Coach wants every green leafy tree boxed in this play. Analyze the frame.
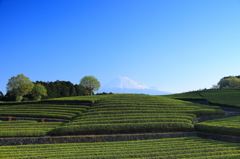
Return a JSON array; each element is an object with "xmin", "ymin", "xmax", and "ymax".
[
  {"xmin": 218, "ymin": 77, "xmax": 240, "ymax": 89},
  {"xmin": 210, "ymin": 84, "xmax": 219, "ymax": 90},
  {"xmin": 0, "ymin": 91, "xmax": 4, "ymax": 101},
  {"xmin": 4, "ymin": 90, "xmax": 15, "ymax": 101},
  {"xmin": 75, "ymin": 84, "xmax": 85, "ymax": 96},
  {"xmin": 30, "ymin": 83, "xmax": 47, "ymax": 100},
  {"xmin": 6, "ymin": 74, "xmax": 34, "ymax": 101},
  {"xmin": 80, "ymin": 76, "xmax": 100, "ymax": 95}
]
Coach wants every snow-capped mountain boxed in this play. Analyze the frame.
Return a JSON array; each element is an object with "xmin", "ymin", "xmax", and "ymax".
[{"xmin": 97, "ymin": 76, "xmax": 171, "ymax": 95}]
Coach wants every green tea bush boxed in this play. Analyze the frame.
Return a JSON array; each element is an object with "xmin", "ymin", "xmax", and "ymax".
[
  {"xmin": 0, "ymin": 120, "xmax": 63, "ymax": 137},
  {"xmin": 0, "ymin": 104, "xmax": 90, "ymax": 119},
  {"xmin": 162, "ymin": 91, "xmax": 203, "ymax": 99},
  {"xmin": 1, "ymin": 137, "xmax": 240, "ymax": 158},
  {"xmin": 200, "ymin": 90, "xmax": 240, "ymax": 108},
  {"xmin": 195, "ymin": 116, "xmax": 240, "ymax": 137},
  {"xmin": 49, "ymin": 94, "xmax": 224, "ymax": 135}
]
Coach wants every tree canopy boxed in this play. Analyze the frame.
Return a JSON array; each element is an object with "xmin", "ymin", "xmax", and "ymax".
[
  {"xmin": 6, "ymin": 74, "xmax": 34, "ymax": 101},
  {"xmin": 218, "ymin": 76, "xmax": 240, "ymax": 89},
  {"xmin": 34, "ymin": 80, "xmax": 85, "ymax": 99},
  {"xmin": 80, "ymin": 76, "xmax": 100, "ymax": 95},
  {"xmin": 30, "ymin": 83, "xmax": 47, "ymax": 100},
  {"xmin": 0, "ymin": 91, "xmax": 4, "ymax": 101}
]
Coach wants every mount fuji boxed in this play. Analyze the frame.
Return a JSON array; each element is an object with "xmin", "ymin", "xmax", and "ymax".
[{"xmin": 97, "ymin": 76, "xmax": 171, "ymax": 95}]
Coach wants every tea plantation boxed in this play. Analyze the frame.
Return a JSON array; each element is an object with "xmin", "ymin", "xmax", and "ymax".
[
  {"xmin": 1, "ymin": 93, "xmax": 240, "ymax": 158},
  {"xmin": 164, "ymin": 89, "xmax": 240, "ymax": 108},
  {"xmin": 49, "ymin": 94, "xmax": 224, "ymax": 135},
  {"xmin": 195, "ymin": 116, "xmax": 240, "ymax": 137},
  {"xmin": 1, "ymin": 137, "xmax": 240, "ymax": 158},
  {"xmin": 0, "ymin": 104, "xmax": 90, "ymax": 119},
  {"xmin": 0, "ymin": 120, "xmax": 63, "ymax": 137}
]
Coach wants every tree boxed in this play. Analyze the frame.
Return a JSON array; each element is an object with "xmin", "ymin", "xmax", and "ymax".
[
  {"xmin": 30, "ymin": 83, "xmax": 47, "ymax": 100},
  {"xmin": 218, "ymin": 77, "xmax": 240, "ymax": 89},
  {"xmin": 0, "ymin": 91, "xmax": 4, "ymax": 101},
  {"xmin": 4, "ymin": 90, "xmax": 15, "ymax": 101},
  {"xmin": 6, "ymin": 74, "xmax": 34, "ymax": 101},
  {"xmin": 210, "ymin": 84, "xmax": 219, "ymax": 90},
  {"xmin": 75, "ymin": 84, "xmax": 85, "ymax": 96},
  {"xmin": 80, "ymin": 76, "xmax": 100, "ymax": 95}
]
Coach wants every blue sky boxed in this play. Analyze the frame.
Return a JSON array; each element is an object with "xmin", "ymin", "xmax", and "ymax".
[{"xmin": 1, "ymin": 0, "xmax": 240, "ymax": 94}]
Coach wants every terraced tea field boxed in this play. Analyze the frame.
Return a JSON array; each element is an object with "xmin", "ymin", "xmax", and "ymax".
[
  {"xmin": 0, "ymin": 104, "xmax": 90, "ymax": 119},
  {"xmin": 49, "ymin": 94, "xmax": 225, "ymax": 135},
  {"xmin": 1, "ymin": 94, "xmax": 240, "ymax": 158},
  {"xmin": 200, "ymin": 90, "xmax": 240, "ymax": 108},
  {"xmin": 164, "ymin": 90, "xmax": 240, "ymax": 108},
  {"xmin": 0, "ymin": 120, "xmax": 63, "ymax": 137},
  {"xmin": 1, "ymin": 137, "xmax": 240, "ymax": 158},
  {"xmin": 163, "ymin": 92, "xmax": 203, "ymax": 99},
  {"xmin": 42, "ymin": 95, "xmax": 109, "ymax": 104},
  {"xmin": 195, "ymin": 116, "xmax": 240, "ymax": 137}
]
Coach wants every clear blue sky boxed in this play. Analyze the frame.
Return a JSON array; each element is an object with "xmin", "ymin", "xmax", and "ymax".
[{"xmin": 1, "ymin": 0, "xmax": 240, "ymax": 94}]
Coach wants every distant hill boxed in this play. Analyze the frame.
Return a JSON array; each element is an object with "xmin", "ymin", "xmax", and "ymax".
[{"xmin": 97, "ymin": 76, "xmax": 171, "ymax": 95}]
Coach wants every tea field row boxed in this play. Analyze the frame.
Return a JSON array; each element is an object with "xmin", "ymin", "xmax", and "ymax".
[
  {"xmin": 1, "ymin": 137, "xmax": 240, "ymax": 158},
  {"xmin": 49, "ymin": 94, "xmax": 225, "ymax": 136},
  {"xmin": 0, "ymin": 120, "xmax": 63, "ymax": 137},
  {"xmin": 0, "ymin": 104, "xmax": 90, "ymax": 119},
  {"xmin": 164, "ymin": 90, "xmax": 240, "ymax": 108},
  {"xmin": 195, "ymin": 116, "xmax": 240, "ymax": 137}
]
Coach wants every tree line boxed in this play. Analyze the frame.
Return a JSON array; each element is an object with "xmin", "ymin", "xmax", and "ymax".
[
  {"xmin": 0, "ymin": 74, "xmax": 101, "ymax": 101},
  {"xmin": 210, "ymin": 75, "xmax": 240, "ymax": 90}
]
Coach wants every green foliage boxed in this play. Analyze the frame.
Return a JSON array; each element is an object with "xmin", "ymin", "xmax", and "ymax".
[
  {"xmin": 195, "ymin": 116, "xmax": 240, "ymax": 137},
  {"xmin": 31, "ymin": 81, "xmax": 85, "ymax": 99},
  {"xmin": 43, "ymin": 95, "xmax": 108, "ymax": 104},
  {"xmin": 6, "ymin": 74, "xmax": 34, "ymax": 101},
  {"xmin": 30, "ymin": 83, "xmax": 47, "ymax": 100},
  {"xmin": 163, "ymin": 91, "xmax": 203, "ymax": 99},
  {"xmin": 218, "ymin": 76, "xmax": 240, "ymax": 89},
  {"xmin": 200, "ymin": 90, "xmax": 240, "ymax": 108},
  {"xmin": 49, "ymin": 94, "xmax": 224, "ymax": 136},
  {"xmin": 80, "ymin": 76, "xmax": 100, "ymax": 95},
  {"xmin": 164, "ymin": 89, "xmax": 240, "ymax": 108},
  {"xmin": 0, "ymin": 91, "xmax": 4, "ymax": 101},
  {"xmin": 1, "ymin": 137, "xmax": 240, "ymax": 158},
  {"xmin": 0, "ymin": 104, "xmax": 90, "ymax": 119},
  {"xmin": 1, "ymin": 90, "xmax": 15, "ymax": 101},
  {"xmin": 0, "ymin": 120, "xmax": 63, "ymax": 137},
  {"xmin": 50, "ymin": 122, "xmax": 194, "ymax": 135}
]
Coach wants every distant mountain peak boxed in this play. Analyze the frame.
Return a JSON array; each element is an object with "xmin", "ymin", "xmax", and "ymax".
[
  {"xmin": 97, "ymin": 76, "xmax": 171, "ymax": 95},
  {"xmin": 107, "ymin": 76, "xmax": 148, "ymax": 89}
]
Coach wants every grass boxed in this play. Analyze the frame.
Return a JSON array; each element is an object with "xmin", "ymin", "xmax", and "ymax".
[{"xmin": 1, "ymin": 137, "xmax": 240, "ymax": 158}]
